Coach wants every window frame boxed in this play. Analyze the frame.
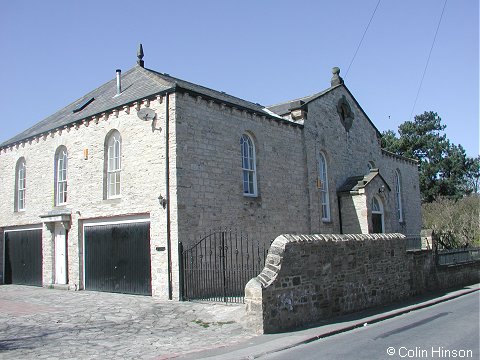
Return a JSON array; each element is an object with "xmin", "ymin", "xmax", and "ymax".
[
  {"xmin": 367, "ymin": 161, "xmax": 375, "ymax": 173},
  {"xmin": 15, "ymin": 157, "xmax": 26, "ymax": 211},
  {"xmin": 395, "ymin": 170, "xmax": 404, "ymax": 222},
  {"xmin": 55, "ymin": 146, "xmax": 68, "ymax": 206},
  {"xmin": 318, "ymin": 152, "xmax": 331, "ymax": 221},
  {"xmin": 371, "ymin": 195, "xmax": 385, "ymax": 233},
  {"xmin": 240, "ymin": 133, "xmax": 257, "ymax": 197},
  {"xmin": 105, "ymin": 130, "xmax": 122, "ymax": 199}
]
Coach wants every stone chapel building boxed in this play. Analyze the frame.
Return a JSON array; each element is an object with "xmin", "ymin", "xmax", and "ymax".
[{"xmin": 0, "ymin": 46, "xmax": 421, "ymax": 299}]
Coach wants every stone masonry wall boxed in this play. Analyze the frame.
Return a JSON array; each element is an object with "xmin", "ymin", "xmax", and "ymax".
[
  {"xmin": 245, "ymin": 234, "xmax": 479, "ymax": 333},
  {"xmin": 174, "ymin": 92, "xmax": 310, "ymax": 248},
  {"xmin": 0, "ymin": 94, "xmax": 176, "ymax": 299},
  {"xmin": 303, "ymin": 87, "xmax": 421, "ymax": 235}
]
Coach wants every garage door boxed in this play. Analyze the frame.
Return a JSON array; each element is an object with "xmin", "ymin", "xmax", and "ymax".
[
  {"xmin": 84, "ymin": 222, "xmax": 152, "ymax": 295},
  {"xmin": 4, "ymin": 229, "xmax": 43, "ymax": 286}
]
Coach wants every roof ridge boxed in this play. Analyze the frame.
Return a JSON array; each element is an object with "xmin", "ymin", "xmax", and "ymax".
[{"xmin": 142, "ymin": 67, "xmax": 266, "ymax": 109}]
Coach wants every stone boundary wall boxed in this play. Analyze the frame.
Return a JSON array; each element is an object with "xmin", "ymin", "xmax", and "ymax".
[{"xmin": 245, "ymin": 234, "xmax": 480, "ymax": 334}]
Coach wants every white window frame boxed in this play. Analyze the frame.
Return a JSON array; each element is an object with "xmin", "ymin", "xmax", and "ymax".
[
  {"xmin": 241, "ymin": 134, "xmax": 257, "ymax": 197},
  {"xmin": 372, "ymin": 195, "xmax": 385, "ymax": 233},
  {"xmin": 106, "ymin": 131, "xmax": 122, "ymax": 199},
  {"xmin": 395, "ymin": 170, "xmax": 403, "ymax": 222},
  {"xmin": 16, "ymin": 158, "xmax": 26, "ymax": 211},
  {"xmin": 55, "ymin": 147, "xmax": 68, "ymax": 206},
  {"xmin": 318, "ymin": 152, "xmax": 330, "ymax": 221},
  {"xmin": 367, "ymin": 161, "xmax": 375, "ymax": 173}
]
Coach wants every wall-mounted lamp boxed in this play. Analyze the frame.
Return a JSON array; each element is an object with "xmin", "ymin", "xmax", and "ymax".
[
  {"xmin": 378, "ymin": 185, "xmax": 386, "ymax": 193},
  {"xmin": 158, "ymin": 195, "xmax": 167, "ymax": 209},
  {"xmin": 83, "ymin": 148, "xmax": 89, "ymax": 160}
]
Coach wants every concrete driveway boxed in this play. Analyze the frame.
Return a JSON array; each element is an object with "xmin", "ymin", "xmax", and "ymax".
[{"xmin": 0, "ymin": 285, "xmax": 253, "ymax": 359}]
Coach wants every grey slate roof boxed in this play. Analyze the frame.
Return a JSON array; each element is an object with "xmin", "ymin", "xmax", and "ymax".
[
  {"xmin": 266, "ymin": 88, "xmax": 334, "ymax": 116},
  {"xmin": 266, "ymin": 84, "xmax": 382, "ymax": 138},
  {"xmin": 1, "ymin": 65, "xmax": 295, "ymax": 148},
  {"xmin": 1, "ymin": 66, "xmax": 172, "ymax": 147},
  {"xmin": 337, "ymin": 169, "xmax": 391, "ymax": 194}
]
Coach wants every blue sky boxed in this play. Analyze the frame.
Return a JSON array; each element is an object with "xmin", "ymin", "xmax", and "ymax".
[{"xmin": 0, "ymin": 0, "xmax": 478, "ymax": 156}]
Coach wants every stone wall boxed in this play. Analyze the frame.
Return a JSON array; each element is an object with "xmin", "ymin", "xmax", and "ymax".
[
  {"xmin": 302, "ymin": 86, "xmax": 422, "ymax": 235},
  {"xmin": 0, "ymin": 94, "xmax": 175, "ymax": 299},
  {"xmin": 245, "ymin": 234, "xmax": 479, "ymax": 334},
  {"xmin": 174, "ymin": 92, "xmax": 310, "ymax": 248}
]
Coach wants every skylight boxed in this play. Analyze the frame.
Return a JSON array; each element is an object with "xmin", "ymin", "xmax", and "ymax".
[{"xmin": 73, "ymin": 97, "xmax": 95, "ymax": 113}]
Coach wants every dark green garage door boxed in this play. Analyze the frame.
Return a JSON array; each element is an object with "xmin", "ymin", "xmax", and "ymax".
[
  {"xmin": 4, "ymin": 229, "xmax": 43, "ymax": 286},
  {"xmin": 84, "ymin": 222, "xmax": 152, "ymax": 295}
]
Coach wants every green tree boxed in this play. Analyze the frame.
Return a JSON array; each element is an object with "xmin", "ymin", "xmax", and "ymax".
[
  {"xmin": 381, "ymin": 111, "xmax": 471, "ymax": 202},
  {"xmin": 463, "ymin": 156, "xmax": 480, "ymax": 194}
]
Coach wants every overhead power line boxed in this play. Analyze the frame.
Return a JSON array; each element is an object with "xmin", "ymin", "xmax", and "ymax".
[
  {"xmin": 409, "ymin": 0, "xmax": 448, "ymax": 120},
  {"xmin": 345, "ymin": 0, "xmax": 381, "ymax": 78}
]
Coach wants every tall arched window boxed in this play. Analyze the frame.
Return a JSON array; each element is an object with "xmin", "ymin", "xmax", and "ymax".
[
  {"xmin": 395, "ymin": 170, "xmax": 403, "ymax": 222},
  {"xmin": 240, "ymin": 133, "xmax": 257, "ymax": 196},
  {"xmin": 55, "ymin": 146, "xmax": 68, "ymax": 205},
  {"xmin": 318, "ymin": 152, "xmax": 330, "ymax": 221},
  {"xmin": 15, "ymin": 157, "xmax": 26, "ymax": 211},
  {"xmin": 105, "ymin": 130, "xmax": 122, "ymax": 198}
]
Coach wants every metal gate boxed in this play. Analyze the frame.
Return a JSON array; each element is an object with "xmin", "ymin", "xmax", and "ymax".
[
  {"xmin": 180, "ymin": 229, "xmax": 268, "ymax": 303},
  {"xmin": 84, "ymin": 222, "xmax": 151, "ymax": 295},
  {"xmin": 4, "ymin": 229, "xmax": 43, "ymax": 286}
]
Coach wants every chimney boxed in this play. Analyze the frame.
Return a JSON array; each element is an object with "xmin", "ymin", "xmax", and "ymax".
[
  {"xmin": 331, "ymin": 67, "xmax": 344, "ymax": 87},
  {"xmin": 116, "ymin": 69, "xmax": 122, "ymax": 95}
]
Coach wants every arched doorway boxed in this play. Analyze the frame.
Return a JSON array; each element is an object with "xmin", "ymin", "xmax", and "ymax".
[{"xmin": 371, "ymin": 196, "xmax": 384, "ymax": 233}]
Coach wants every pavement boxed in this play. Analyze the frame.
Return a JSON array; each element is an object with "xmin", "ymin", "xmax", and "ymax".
[
  {"xmin": 0, "ymin": 285, "xmax": 252, "ymax": 359},
  {"xmin": 0, "ymin": 284, "xmax": 478, "ymax": 360}
]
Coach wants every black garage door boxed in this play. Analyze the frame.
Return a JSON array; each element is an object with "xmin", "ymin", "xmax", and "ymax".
[
  {"xmin": 4, "ymin": 229, "xmax": 43, "ymax": 286},
  {"xmin": 84, "ymin": 222, "xmax": 152, "ymax": 295}
]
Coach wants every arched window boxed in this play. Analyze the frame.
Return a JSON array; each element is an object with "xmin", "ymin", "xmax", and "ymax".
[
  {"xmin": 367, "ymin": 161, "xmax": 375, "ymax": 173},
  {"xmin": 55, "ymin": 146, "xmax": 68, "ymax": 205},
  {"xmin": 15, "ymin": 157, "xmax": 26, "ymax": 211},
  {"xmin": 395, "ymin": 170, "xmax": 403, "ymax": 222},
  {"xmin": 240, "ymin": 134, "xmax": 257, "ymax": 196},
  {"xmin": 318, "ymin": 152, "xmax": 330, "ymax": 221},
  {"xmin": 371, "ymin": 195, "xmax": 384, "ymax": 233},
  {"xmin": 105, "ymin": 130, "xmax": 122, "ymax": 198}
]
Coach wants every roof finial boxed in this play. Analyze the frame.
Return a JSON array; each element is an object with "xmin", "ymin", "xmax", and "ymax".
[
  {"xmin": 137, "ymin": 44, "xmax": 144, "ymax": 67},
  {"xmin": 331, "ymin": 67, "xmax": 344, "ymax": 86}
]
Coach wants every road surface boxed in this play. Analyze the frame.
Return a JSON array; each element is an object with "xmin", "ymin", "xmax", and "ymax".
[{"xmin": 261, "ymin": 291, "xmax": 479, "ymax": 360}]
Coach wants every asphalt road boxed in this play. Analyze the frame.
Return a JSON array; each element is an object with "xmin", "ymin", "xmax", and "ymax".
[{"xmin": 261, "ymin": 291, "xmax": 480, "ymax": 360}]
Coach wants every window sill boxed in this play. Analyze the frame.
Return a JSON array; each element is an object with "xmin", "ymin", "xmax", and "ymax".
[{"xmin": 104, "ymin": 197, "xmax": 122, "ymax": 204}]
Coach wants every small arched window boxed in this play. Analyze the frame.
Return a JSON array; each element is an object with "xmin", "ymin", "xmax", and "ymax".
[
  {"xmin": 367, "ymin": 161, "xmax": 375, "ymax": 173},
  {"xmin": 105, "ymin": 130, "xmax": 122, "ymax": 199},
  {"xmin": 55, "ymin": 146, "xmax": 68, "ymax": 205},
  {"xmin": 395, "ymin": 170, "xmax": 403, "ymax": 222},
  {"xmin": 15, "ymin": 157, "xmax": 26, "ymax": 211},
  {"xmin": 240, "ymin": 134, "xmax": 257, "ymax": 196},
  {"xmin": 318, "ymin": 152, "xmax": 330, "ymax": 221},
  {"xmin": 371, "ymin": 195, "xmax": 384, "ymax": 233}
]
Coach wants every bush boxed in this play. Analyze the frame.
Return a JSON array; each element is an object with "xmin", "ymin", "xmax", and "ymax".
[{"xmin": 422, "ymin": 195, "xmax": 480, "ymax": 248}]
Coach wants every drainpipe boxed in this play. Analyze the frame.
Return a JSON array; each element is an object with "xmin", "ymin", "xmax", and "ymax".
[
  {"xmin": 337, "ymin": 196, "xmax": 344, "ymax": 234},
  {"xmin": 165, "ymin": 92, "xmax": 173, "ymax": 300}
]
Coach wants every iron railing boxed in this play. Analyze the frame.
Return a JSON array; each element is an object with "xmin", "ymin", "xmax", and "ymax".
[
  {"xmin": 179, "ymin": 229, "xmax": 268, "ymax": 303},
  {"xmin": 437, "ymin": 248, "xmax": 480, "ymax": 266},
  {"xmin": 405, "ymin": 234, "xmax": 422, "ymax": 251}
]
